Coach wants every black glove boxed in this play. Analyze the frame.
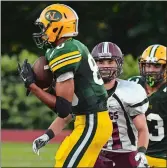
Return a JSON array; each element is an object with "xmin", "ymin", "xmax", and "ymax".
[{"xmin": 18, "ymin": 59, "xmax": 36, "ymax": 88}]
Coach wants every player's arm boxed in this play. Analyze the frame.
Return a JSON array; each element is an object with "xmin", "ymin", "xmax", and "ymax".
[
  {"xmin": 32, "ymin": 114, "xmax": 73, "ymax": 155},
  {"xmin": 48, "ymin": 114, "xmax": 73, "ymax": 136},
  {"xmin": 32, "ymin": 78, "xmax": 74, "ymax": 155},
  {"xmin": 128, "ymin": 83, "xmax": 149, "ymax": 149},
  {"xmin": 132, "ymin": 114, "xmax": 149, "ymax": 149},
  {"xmin": 19, "ymin": 75, "xmax": 74, "ymax": 155},
  {"xmin": 133, "ymin": 114, "xmax": 149, "ymax": 167},
  {"xmin": 46, "ymin": 77, "xmax": 75, "ymax": 136},
  {"xmin": 18, "ymin": 59, "xmax": 73, "ymax": 119},
  {"xmin": 18, "ymin": 59, "xmax": 57, "ymax": 110},
  {"xmin": 17, "ymin": 59, "xmax": 73, "ymax": 154},
  {"xmin": 30, "ymin": 78, "xmax": 74, "ymax": 133},
  {"xmin": 29, "ymin": 83, "xmax": 57, "ymax": 108},
  {"xmin": 128, "ymin": 84, "xmax": 149, "ymax": 166},
  {"xmin": 29, "ymin": 80, "xmax": 73, "ymax": 119}
]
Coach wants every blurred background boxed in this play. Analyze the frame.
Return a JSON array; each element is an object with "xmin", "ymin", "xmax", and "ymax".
[{"xmin": 1, "ymin": 1, "xmax": 167, "ymax": 167}]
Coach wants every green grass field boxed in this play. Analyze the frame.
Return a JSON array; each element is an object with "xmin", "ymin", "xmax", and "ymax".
[{"xmin": 2, "ymin": 142, "xmax": 60, "ymax": 167}]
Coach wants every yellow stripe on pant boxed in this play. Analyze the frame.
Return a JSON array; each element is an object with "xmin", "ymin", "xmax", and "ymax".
[
  {"xmin": 146, "ymin": 155, "xmax": 167, "ymax": 167},
  {"xmin": 54, "ymin": 111, "xmax": 112, "ymax": 168}
]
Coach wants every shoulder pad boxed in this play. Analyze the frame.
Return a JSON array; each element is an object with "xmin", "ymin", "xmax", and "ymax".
[
  {"xmin": 128, "ymin": 76, "xmax": 145, "ymax": 88},
  {"xmin": 45, "ymin": 40, "xmax": 82, "ymax": 75}
]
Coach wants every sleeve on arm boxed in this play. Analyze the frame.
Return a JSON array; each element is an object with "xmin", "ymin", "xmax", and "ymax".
[{"xmin": 128, "ymin": 85, "xmax": 149, "ymax": 117}]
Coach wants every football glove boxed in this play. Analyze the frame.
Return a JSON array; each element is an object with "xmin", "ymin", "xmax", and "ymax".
[
  {"xmin": 18, "ymin": 59, "xmax": 36, "ymax": 88},
  {"xmin": 32, "ymin": 134, "xmax": 50, "ymax": 155},
  {"xmin": 135, "ymin": 152, "xmax": 149, "ymax": 168},
  {"xmin": 32, "ymin": 129, "xmax": 54, "ymax": 155}
]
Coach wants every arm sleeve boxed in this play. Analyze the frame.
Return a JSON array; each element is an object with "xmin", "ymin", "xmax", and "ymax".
[
  {"xmin": 56, "ymin": 72, "xmax": 74, "ymax": 82},
  {"xmin": 128, "ymin": 84, "xmax": 149, "ymax": 117}
]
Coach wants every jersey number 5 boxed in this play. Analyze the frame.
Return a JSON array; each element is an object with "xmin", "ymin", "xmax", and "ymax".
[
  {"xmin": 88, "ymin": 54, "xmax": 103, "ymax": 85},
  {"xmin": 147, "ymin": 113, "xmax": 165, "ymax": 141}
]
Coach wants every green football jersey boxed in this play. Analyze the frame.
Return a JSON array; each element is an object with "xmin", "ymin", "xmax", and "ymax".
[
  {"xmin": 45, "ymin": 38, "xmax": 108, "ymax": 115},
  {"xmin": 129, "ymin": 76, "xmax": 167, "ymax": 159}
]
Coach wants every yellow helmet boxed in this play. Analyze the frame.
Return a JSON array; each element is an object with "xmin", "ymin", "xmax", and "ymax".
[
  {"xmin": 33, "ymin": 4, "xmax": 79, "ymax": 49},
  {"xmin": 139, "ymin": 44, "xmax": 167, "ymax": 87}
]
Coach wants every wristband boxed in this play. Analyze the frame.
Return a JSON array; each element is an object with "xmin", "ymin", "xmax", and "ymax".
[
  {"xmin": 138, "ymin": 146, "xmax": 147, "ymax": 154},
  {"xmin": 45, "ymin": 129, "xmax": 55, "ymax": 140}
]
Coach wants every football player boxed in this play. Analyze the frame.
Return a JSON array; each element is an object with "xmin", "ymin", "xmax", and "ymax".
[
  {"xmin": 129, "ymin": 44, "xmax": 167, "ymax": 167},
  {"xmin": 18, "ymin": 4, "xmax": 112, "ymax": 168},
  {"xmin": 91, "ymin": 42, "xmax": 149, "ymax": 168}
]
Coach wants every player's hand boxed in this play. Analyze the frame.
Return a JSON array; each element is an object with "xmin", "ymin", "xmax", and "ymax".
[
  {"xmin": 135, "ymin": 152, "xmax": 149, "ymax": 168},
  {"xmin": 18, "ymin": 59, "xmax": 36, "ymax": 88},
  {"xmin": 32, "ymin": 134, "xmax": 50, "ymax": 155}
]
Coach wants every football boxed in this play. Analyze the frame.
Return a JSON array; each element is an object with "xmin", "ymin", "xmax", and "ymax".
[{"xmin": 32, "ymin": 56, "xmax": 53, "ymax": 89}]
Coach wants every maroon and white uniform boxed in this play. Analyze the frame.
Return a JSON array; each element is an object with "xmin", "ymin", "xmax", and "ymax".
[
  {"xmin": 95, "ymin": 79, "xmax": 149, "ymax": 168},
  {"xmin": 104, "ymin": 79, "xmax": 148, "ymax": 152},
  {"xmin": 91, "ymin": 42, "xmax": 149, "ymax": 168}
]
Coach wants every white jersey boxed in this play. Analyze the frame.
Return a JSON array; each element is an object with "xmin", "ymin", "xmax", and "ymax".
[{"xmin": 103, "ymin": 79, "xmax": 149, "ymax": 153}]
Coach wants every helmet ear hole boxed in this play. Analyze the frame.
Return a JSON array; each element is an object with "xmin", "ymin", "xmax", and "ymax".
[{"xmin": 53, "ymin": 28, "xmax": 58, "ymax": 33}]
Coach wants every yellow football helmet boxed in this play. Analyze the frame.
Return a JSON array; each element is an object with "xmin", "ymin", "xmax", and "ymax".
[
  {"xmin": 139, "ymin": 44, "xmax": 167, "ymax": 87},
  {"xmin": 33, "ymin": 4, "xmax": 79, "ymax": 49}
]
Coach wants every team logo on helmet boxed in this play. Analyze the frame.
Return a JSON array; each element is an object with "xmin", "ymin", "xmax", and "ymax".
[{"xmin": 45, "ymin": 10, "xmax": 62, "ymax": 22}]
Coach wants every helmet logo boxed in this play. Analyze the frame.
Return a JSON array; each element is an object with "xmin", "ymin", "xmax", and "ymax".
[{"xmin": 45, "ymin": 10, "xmax": 62, "ymax": 22}]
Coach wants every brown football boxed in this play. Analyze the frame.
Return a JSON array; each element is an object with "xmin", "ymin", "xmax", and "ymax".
[{"xmin": 32, "ymin": 56, "xmax": 53, "ymax": 89}]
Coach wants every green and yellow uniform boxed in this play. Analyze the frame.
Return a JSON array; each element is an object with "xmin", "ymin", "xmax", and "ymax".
[
  {"xmin": 129, "ymin": 76, "xmax": 167, "ymax": 167},
  {"xmin": 45, "ymin": 38, "xmax": 112, "ymax": 167}
]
